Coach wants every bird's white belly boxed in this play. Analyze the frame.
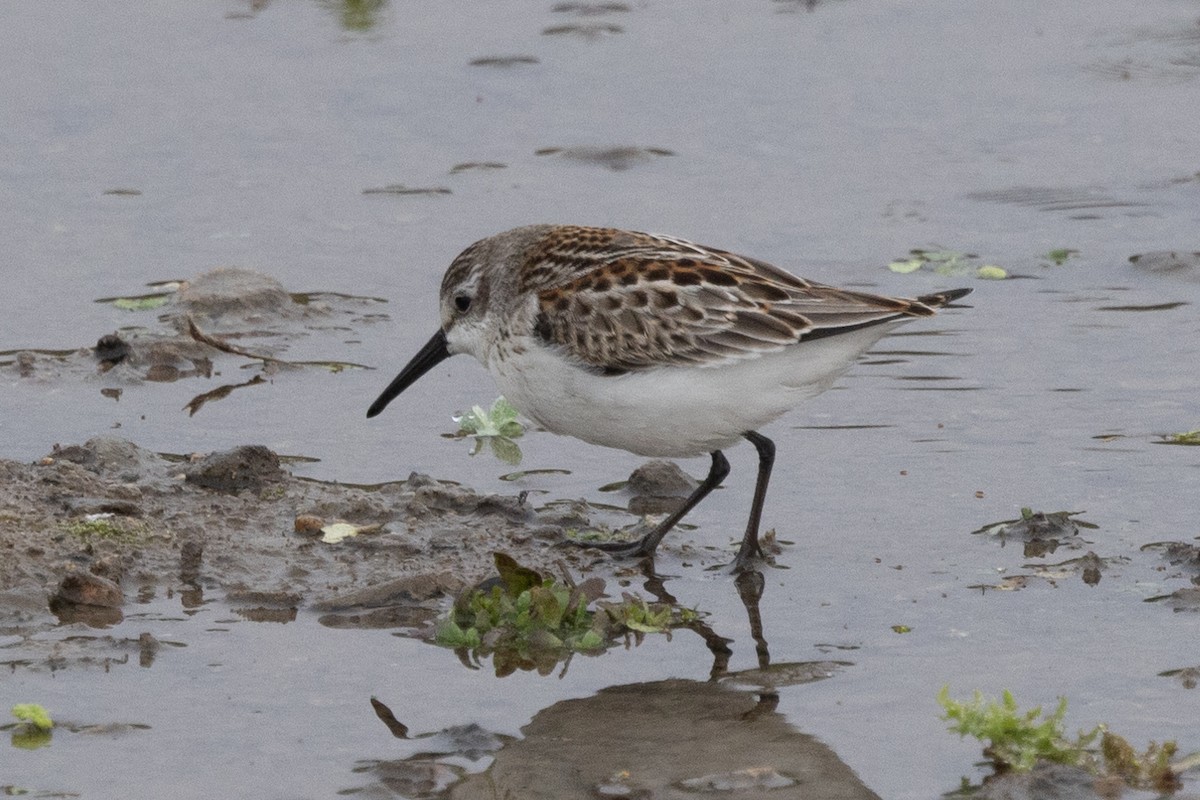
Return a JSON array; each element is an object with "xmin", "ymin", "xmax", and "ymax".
[{"xmin": 488, "ymin": 325, "xmax": 901, "ymax": 458}]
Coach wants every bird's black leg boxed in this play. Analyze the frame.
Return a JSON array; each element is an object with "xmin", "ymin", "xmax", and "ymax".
[
  {"xmin": 574, "ymin": 450, "xmax": 730, "ymax": 559},
  {"xmin": 730, "ymin": 431, "xmax": 774, "ymax": 573}
]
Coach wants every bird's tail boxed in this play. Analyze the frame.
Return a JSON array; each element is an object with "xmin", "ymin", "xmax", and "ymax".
[{"xmin": 916, "ymin": 287, "xmax": 972, "ymax": 308}]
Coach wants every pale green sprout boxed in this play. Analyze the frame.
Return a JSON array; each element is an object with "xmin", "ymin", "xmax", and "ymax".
[
  {"xmin": 456, "ymin": 397, "xmax": 523, "ymax": 438},
  {"xmin": 456, "ymin": 397, "xmax": 525, "ymax": 465}
]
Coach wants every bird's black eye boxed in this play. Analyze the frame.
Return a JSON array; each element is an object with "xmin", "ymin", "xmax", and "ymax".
[{"xmin": 454, "ymin": 294, "xmax": 472, "ymax": 313}]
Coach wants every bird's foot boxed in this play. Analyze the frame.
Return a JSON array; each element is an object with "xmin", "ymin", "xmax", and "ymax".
[{"xmin": 728, "ymin": 539, "xmax": 766, "ymax": 574}]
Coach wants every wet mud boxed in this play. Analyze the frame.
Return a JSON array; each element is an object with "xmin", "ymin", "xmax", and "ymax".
[{"xmin": 0, "ymin": 435, "xmax": 615, "ymax": 639}]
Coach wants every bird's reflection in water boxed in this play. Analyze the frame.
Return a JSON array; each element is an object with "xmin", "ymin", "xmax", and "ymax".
[
  {"xmin": 361, "ymin": 672, "xmax": 876, "ymax": 799},
  {"xmin": 638, "ymin": 561, "xmax": 773, "ymax": 680},
  {"xmin": 357, "ymin": 565, "xmax": 872, "ymax": 799}
]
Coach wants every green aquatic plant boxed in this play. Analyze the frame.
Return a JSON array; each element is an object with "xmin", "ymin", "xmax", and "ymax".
[
  {"xmin": 467, "ymin": 434, "xmax": 523, "ymax": 465},
  {"xmin": 437, "ymin": 554, "xmax": 608, "ymax": 662},
  {"xmin": 456, "ymin": 397, "xmax": 523, "ymax": 438},
  {"xmin": 436, "ymin": 554, "xmax": 691, "ymax": 676},
  {"xmin": 938, "ymin": 687, "xmax": 1090, "ymax": 772},
  {"xmin": 454, "ymin": 397, "xmax": 525, "ymax": 464},
  {"xmin": 11, "ymin": 704, "xmax": 53, "ymax": 731},
  {"xmin": 9, "ymin": 704, "xmax": 54, "ymax": 750},
  {"xmin": 939, "ymin": 688, "xmax": 1195, "ymax": 791}
]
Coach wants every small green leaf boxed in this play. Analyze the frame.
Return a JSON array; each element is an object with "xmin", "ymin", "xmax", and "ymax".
[
  {"xmin": 528, "ymin": 585, "xmax": 566, "ymax": 628},
  {"xmin": 458, "ymin": 405, "xmax": 488, "ymax": 435},
  {"xmin": 457, "ymin": 397, "xmax": 524, "ymax": 438},
  {"xmin": 1044, "ymin": 248, "xmax": 1078, "ymax": 266},
  {"xmin": 577, "ymin": 629, "xmax": 605, "ymax": 650},
  {"xmin": 489, "ymin": 397, "xmax": 519, "ymax": 426},
  {"xmin": 487, "ymin": 436, "xmax": 523, "ymax": 465},
  {"xmin": 497, "ymin": 421, "xmax": 524, "ymax": 438},
  {"xmin": 938, "ymin": 687, "xmax": 1091, "ymax": 773},
  {"xmin": 977, "ymin": 265, "xmax": 1008, "ymax": 280},
  {"xmin": 435, "ymin": 619, "xmax": 481, "ymax": 648},
  {"xmin": 888, "ymin": 259, "xmax": 924, "ymax": 274}
]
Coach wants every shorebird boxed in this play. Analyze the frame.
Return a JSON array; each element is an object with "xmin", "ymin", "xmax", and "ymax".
[{"xmin": 368, "ymin": 225, "xmax": 969, "ymax": 571}]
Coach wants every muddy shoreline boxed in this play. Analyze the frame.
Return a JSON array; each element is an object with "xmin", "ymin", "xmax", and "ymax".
[{"xmin": 0, "ymin": 435, "xmax": 628, "ymax": 638}]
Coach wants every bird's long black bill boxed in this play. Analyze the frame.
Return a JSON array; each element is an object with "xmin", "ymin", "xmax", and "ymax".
[{"xmin": 366, "ymin": 329, "xmax": 450, "ymax": 418}]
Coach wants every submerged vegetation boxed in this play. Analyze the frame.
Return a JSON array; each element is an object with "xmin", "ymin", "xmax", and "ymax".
[
  {"xmin": 939, "ymin": 687, "xmax": 1197, "ymax": 792},
  {"xmin": 435, "ymin": 553, "xmax": 695, "ymax": 676}
]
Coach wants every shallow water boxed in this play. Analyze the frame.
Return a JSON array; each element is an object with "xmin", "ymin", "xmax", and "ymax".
[{"xmin": 3, "ymin": 1, "xmax": 1200, "ymax": 798}]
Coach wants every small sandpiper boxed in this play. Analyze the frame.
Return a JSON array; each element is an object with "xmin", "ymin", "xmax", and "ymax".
[{"xmin": 368, "ymin": 225, "xmax": 970, "ymax": 571}]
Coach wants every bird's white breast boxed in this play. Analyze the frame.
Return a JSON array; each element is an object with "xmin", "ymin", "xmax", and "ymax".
[{"xmin": 486, "ymin": 323, "xmax": 904, "ymax": 458}]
